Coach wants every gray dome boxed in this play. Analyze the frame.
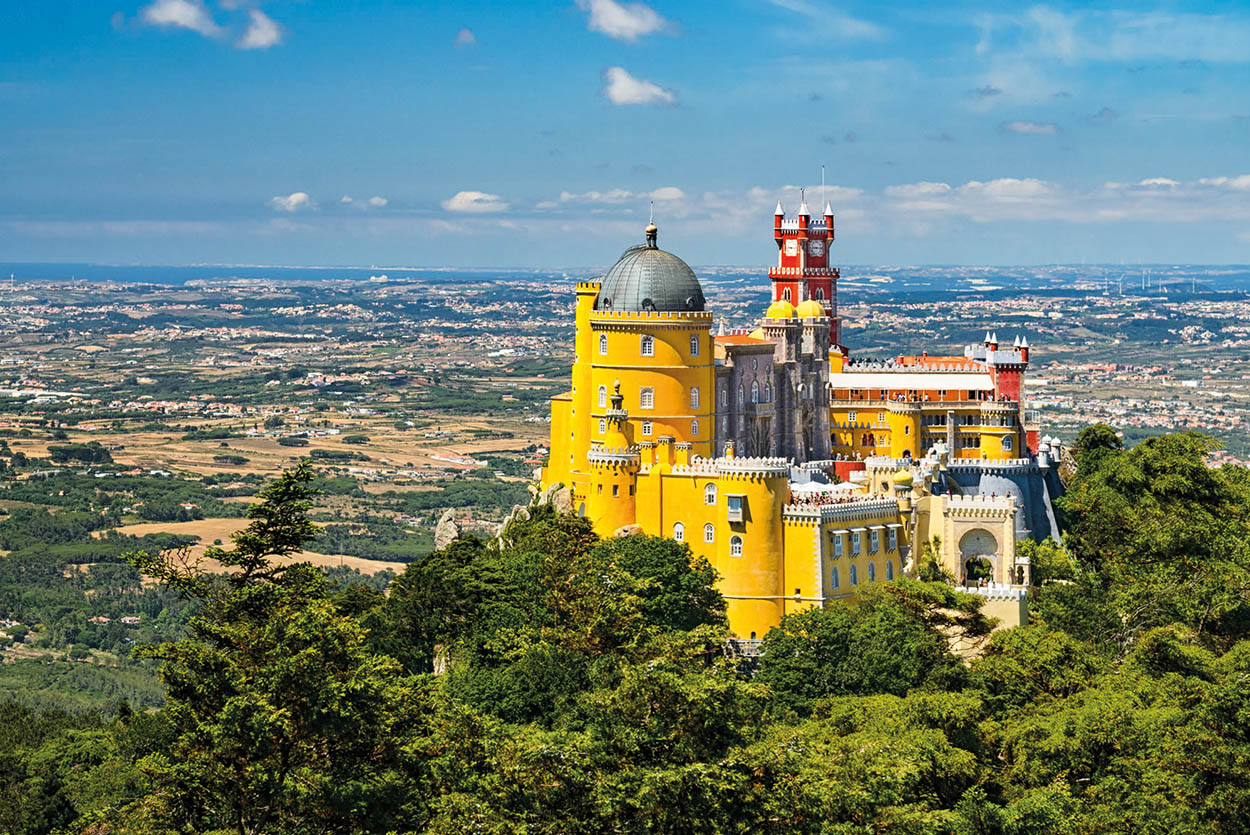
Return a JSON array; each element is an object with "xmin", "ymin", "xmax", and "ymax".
[{"xmin": 594, "ymin": 232, "xmax": 705, "ymax": 313}]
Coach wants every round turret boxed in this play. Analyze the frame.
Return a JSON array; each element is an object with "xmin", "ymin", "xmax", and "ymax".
[{"xmin": 892, "ymin": 469, "xmax": 914, "ymax": 489}]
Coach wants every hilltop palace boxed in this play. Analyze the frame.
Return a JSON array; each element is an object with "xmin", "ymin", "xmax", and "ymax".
[{"xmin": 539, "ymin": 200, "xmax": 1064, "ymax": 640}]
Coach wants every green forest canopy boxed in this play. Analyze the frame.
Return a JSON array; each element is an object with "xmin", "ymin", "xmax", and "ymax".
[{"xmin": 4, "ymin": 428, "xmax": 1250, "ymax": 834}]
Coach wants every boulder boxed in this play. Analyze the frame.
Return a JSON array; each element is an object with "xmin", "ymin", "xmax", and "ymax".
[
  {"xmin": 613, "ymin": 524, "xmax": 643, "ymax": 538},
  {"xmin": 434, "ymin": 508, "xmax": 460, "ymax": 550}
]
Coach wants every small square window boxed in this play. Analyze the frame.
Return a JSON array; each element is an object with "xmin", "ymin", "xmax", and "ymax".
[{"xmin": 727, "ymin": 495, "xmax": 744, "ymax": 522}]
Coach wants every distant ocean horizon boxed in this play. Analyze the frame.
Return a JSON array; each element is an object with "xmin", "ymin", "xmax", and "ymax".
[{"xmin": 3, "ymin": 261, "xmax": 1250, "ymax": 296}]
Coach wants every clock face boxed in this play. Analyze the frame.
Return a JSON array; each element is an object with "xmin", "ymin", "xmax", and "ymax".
[
  {"xmin": 784, "ymin": 238, "xmax": 798, "ymax": 256},
  {"xmin": 809, "ymin": 239, "xmax": 825, "ymax": 257}
]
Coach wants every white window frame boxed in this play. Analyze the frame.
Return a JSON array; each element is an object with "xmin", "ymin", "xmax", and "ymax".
[
  {"xmin": 691, "ymin": 419, "xmax": 699, "ymax": 435},
  {"xmin": 730, "ymin": 535, "xmax": 743, "ymax": 557},
  {"xmin": 1003, "ymin": 435, "xmax": 1014, "ymax": 451},
  {"xmin": 673, "ymin": 522, "xmax": 684, "ymax": 542},
  {"xmin": 751, "ymin": 380, "xmax": 759, "ymax": 403},
  {"xmin": 598, "ymin": 385, "xmax": 607, "ymax": 408},
  {"xmin": 640, "ymin": 387, "xmax": 654, "ymax": 410},
  {"xmin": 704, "ymin": 484, "xmax": 717, "ymax": 505},
  {"xmin": 598, "ymin": 419, "xmax": 606, "ymax": 434},
  {"xmin": 641, "ymin": 335, "xmax": 654, "ymax": 357},
  {"xmin": 641, "ymin": 420, "xmax": 652, "ymax": 436},
  {"xmin": 704, "ymin": 523, "xmax": 715, "ymax": 543},
  {"xmin": 689, "ymin": 335, "xmax": 700, "ymax": 356},
  {"xmin": 726, "ymin": 495, "xmax": 744, "ymax": 522},
  {"xmin": 887, "ymin": 528, "xmax": 897, "ymax": 552},
  {"xmin": 599, "ymin": 333, "xmax": 608, "ymax": 355},
  {"xmin": 719, "ymin": 387, "xmax": 727, "ymax": 407},
  {"xmin": 690, "ymin": 387, "xmax": 700, "ymax": 409},
  {"xmin": 848, "ymin": 411, "xmax": 857, "ymax": 423}
]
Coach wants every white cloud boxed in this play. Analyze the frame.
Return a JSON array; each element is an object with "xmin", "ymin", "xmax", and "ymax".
[
  {"xmin": 557, "ymin": 186, "xmax": 685, "ymax": 206},
  {"xmin": 602, "ymin": 66, "xmax": 675, "ymax": 105},
  {"xmin": 1001, "ymin": 120, "xmax": 1059, "ymax": 135},
  {"xmin": 884, "ymin": 182, "xmax": 952, "ymax": 199},
  {"xmin": 764, "ymin": 0, "xmax": 885, "ymax": 41},
  {"xmin": 268, "ymin": 192, "xmax": 314, "ymax": 212},
  {"xmin": 1199, "ymin": 175, "xmax": 1250, "ymax": 190},
  {"xmin": 238, "ymin": 9, "xmax": 282, "ymax": 49},
  {"xmin": 576, "ymin": 0, "xmax": 666, "ymax": 42},
  {"xmin": 454, "ymin": 27, "xmax": 476, "ymax": 47},
  {"xmin": 1138, "ymin": 177, "xmax": 1179, "ymax": 188},
  {"xmin": 140, "ymin": 0, "xmax": 221, "ymax": 37},
  {"xmin": 976, "ymin": 7, "xmax": 1250, "ymax": 64},
  {"xmin": 367, "ymin": 196, "xmax": 388, "ymax": 207},
  {"xmin": 442, "ymin": 191, "xmax": 509, "ymax": 213},
  {"xmin": 340, "ymin": 195, "xmax": 354, "ymax": 204}
]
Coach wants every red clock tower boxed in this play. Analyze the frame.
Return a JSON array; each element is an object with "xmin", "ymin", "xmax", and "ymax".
[{"xmin": 771, "ymin": 191, "xmax": 841, "ymax": 346}]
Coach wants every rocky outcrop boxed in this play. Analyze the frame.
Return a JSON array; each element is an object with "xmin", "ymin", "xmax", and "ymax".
[
  {"xmin": 613, "ymin": 524, "xmax": 643, "ymax": 538},
  {"xmin": 434, "ymin": 508, "xmax": 460, "ymax": 550},
  {"xmin": 539, "ymin": 482, "xmax": 574, "ymax": 514}
]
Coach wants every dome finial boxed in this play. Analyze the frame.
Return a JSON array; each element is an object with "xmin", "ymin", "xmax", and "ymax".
[{"xmin": 645, "ymin": 201, "xmax": 658, "ymax": 248}]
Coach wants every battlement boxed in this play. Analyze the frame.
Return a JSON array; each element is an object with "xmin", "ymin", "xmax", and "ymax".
[
  {"xmin": 945, "ymin": 458, "xmax": 1037, "ymax": 475},
  {"xmin": 588, "ymin": 309, "xmax": 714, "ymax": 323},
  {"xmin": 955, "ymin": 584, "xmax": 1028, "ymax": 602},
  {"xmin": 587, "ymin": 446, "xmax": 641, "ymax": 466},
  {"xmin": 671, "ymin": 455, "xmax": 790, "ymax": 479},
  {"xmin": 782, "ymin": 496, "xmax": 899, "ymax": 523},
  {"xmin": 577, "ymin": 280, "xmax": 603, "ymax": 292},
  {"xmin": 767, "ymin": 266, "xmax": 839, "ymax": 277}
]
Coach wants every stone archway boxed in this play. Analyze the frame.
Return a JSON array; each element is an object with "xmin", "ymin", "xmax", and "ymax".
[{"xmin": 959, "ymin": 528, "xmax": 999, "ymax": 584}]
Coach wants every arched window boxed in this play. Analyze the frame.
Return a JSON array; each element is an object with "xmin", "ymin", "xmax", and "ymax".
[
  {"xmin": 783, "ymin": 288, "xmax": 792, "ymax": 302},
  {"xmin": 751, "ymin": 380, "xmax": 760, "ymax": 403},
  {"xmin": 690, "ymin": 419, "xmax": 699, "ymax": 435},
  {"xmin": 690, "ymin": 387, "xmax": 700, "ymax": 408},
  {"xmin": 737, "ymin": 384, "xmax": 745, "ymax": 405},
  {"xmin": 764, "ymin": 384, "xmax": 771, "ymax": 402},
  {"xmin": 719, "ymin": 387, "xmax": 727, "ymax": 407},
  {"xmin": 885, "ymin": 560, "xmax": 895, "ymax": 581},
  {"xmin": 868, "ymin": 562, "xmax": 876, "ymax": 582},
  {"xmin": 814, "ymin": 287, "xmax": 825, "ymax": 301},
  {"xmin": 640, "ymin": 335, "xmax": 654, "ymax": 357},
  {"xmin": 599, "ymin": 333, "xmax": 608, "ymax": 355},
  {"xmin": 849, "ymin": 564, "xmax": 859, "ymax": 586},
  {"xmin": 1003, "ymin": 435, "xmax": 1014, "ymax": 452},
  {"xmin": 598, "ymin": 385, "xmax": 607, "ymax": 408},
  {"xmin": 704, "ymin": 523, "xmax": 715, "ymax": 543},
  {"xmin": 830, "ymin": 566, "xmax": 840, "ymax": 589},
  {"xmin": 704, "ymin": 484, "xmax": 717, "ymax": 505},
  {"xmin": 673, "ymin": 522, "xmax": 684, "ymax": 542},
  {"xmin": 730, "ymin": 535, "xmax": 743, "ymax": 557},
  {"xmin": 689, "ymin": 335, "xmax": 700, "ymax": 356}
]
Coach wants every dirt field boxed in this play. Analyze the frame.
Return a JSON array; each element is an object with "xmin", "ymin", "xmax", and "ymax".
[{"xmin": 107, "ymin": 518, "xmax": 404, "ymax": 575}]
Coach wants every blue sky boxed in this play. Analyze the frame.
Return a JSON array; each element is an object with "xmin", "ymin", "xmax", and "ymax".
[{"xmin": 3, "ymin": 0, "xmax": 1250, "ymax": 267}]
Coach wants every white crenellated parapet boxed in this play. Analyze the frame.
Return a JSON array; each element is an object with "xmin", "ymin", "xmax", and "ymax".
[
  {"xmin": 955, "ymin": 585, "xmax": 1028, "ymax": 602},
  {"xmin": 945, "ymin": 458, "xmax": 1037, "ymax": 473},
  {"xmin": 782, "ymin": 496, "xmax": 900, "ymax": 524},
  {"xmin": 587, "ymin": 446, "xmax": 641, "ymax": 466},
  {"xmin": 944, "ymin": 493, "xmax": 1017, "ymax": 519}
]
